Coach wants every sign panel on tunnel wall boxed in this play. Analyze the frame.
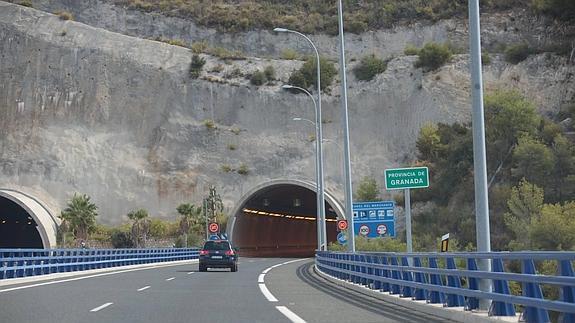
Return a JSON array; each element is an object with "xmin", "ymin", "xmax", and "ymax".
[{"xmin": 352, "ymin": 201, "xmax": 395, "ymax": 238}]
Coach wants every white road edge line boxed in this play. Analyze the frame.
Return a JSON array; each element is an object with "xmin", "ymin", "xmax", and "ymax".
[
  {"xmin": 0, "ymin": 261, "xmax": 196, "ymax": 293},
  {"xmin": 166, "ymin": 277, "xmax": 175, "ymax": 281},
  {"xmin": 90, "ymin": 302, "xmax": 113, "ymax": 312},
  {"xmin": 258, "ymin": 273, "xmax": 265, "ymax": 283},
  {"xmin": 276, "ymin": 306, "xmax": 306, "ymax": 323},
  {"xmin": 137, "ymin": 286, "xmax": 151, "ymax": 291},
  {"xmin": 258, "ymin": 283, "xmax": 278, "ymax": 302}
]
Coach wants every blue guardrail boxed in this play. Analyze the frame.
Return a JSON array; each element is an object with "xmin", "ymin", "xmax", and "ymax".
[
  {"xmin": 1, "ymin": 248, "xmax": 199, "ymax": 280},
  {"xmin": 316, "ymin": 251, "xmax": 575, "ymax": 323}
]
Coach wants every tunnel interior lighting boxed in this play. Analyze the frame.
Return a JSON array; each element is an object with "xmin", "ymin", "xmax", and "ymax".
[
  {"xmin": 242, "ymin": 208, "xmax": 337, "ymax": 222},
  {"xmin": 293, "ymin": 199, "xmax": 301, "ymax": 207}
]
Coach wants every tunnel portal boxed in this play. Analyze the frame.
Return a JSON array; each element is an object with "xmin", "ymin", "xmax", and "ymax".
[{"xmin": 230, "ymin": 181, "xmax": 343, "ymax": 257}]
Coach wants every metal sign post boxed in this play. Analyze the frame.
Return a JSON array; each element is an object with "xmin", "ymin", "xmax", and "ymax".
[{"xmin": 404, "ymin": 188, "xmax": 412, "ymax": 253}]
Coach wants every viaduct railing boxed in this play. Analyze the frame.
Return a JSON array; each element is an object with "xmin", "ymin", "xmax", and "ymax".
[
  {"xmin": 1, "ymin": 248, "xmax": 199, "ymax": 279},
  {"xmin": 316, "ymin": 251, "xmax": 575, "ymax": 323}
]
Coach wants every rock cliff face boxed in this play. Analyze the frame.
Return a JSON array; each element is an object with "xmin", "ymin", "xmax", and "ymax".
[{"xmin": 1, "ymin": 2, "xmax": 574, "ymax": 223}]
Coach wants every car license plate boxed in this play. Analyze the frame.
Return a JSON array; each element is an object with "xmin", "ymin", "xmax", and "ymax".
[{"xmin": 212, "ymin": 255, "xmax": 223, "ymax": 259}]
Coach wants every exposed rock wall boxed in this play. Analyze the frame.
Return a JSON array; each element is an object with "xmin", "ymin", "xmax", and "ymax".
[{"xmin": 1, "ymin": 2, "xmax": 574, "ymax": 223}]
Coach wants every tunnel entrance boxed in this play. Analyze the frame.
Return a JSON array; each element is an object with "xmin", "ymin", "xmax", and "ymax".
[
  {"xmin": 230, "ymin": 181, "xmax": 343, "ymax": 257},
  {"xmin": 0, "ymin": 196, "xmax": 43, "ymax": 248}
]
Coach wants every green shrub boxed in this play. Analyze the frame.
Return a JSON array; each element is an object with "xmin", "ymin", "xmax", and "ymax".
[
  {"xmin": 189, "ymin": 54, "xmax": 206, "ymax": 78},
  {"xmin": 504, "ymin": 44, "xmax": 534, "ymax": 64},
  {"xmin": 288, "ymin": 57, "xmax": 337, "ymax": 91},
  {"xmin": 404, "ymin": 45, "xmax": 420, "ymax": 56},
  {"xmin": 203, "ymin": 119, "xmax": 216, "ymax": 129},
  {"xmin": 353, "ymin": 55, "xmax": 388, "ymax": 81},
  {"xmin": 230, "ymin": 127, "xmax": 241, "ymax": 135},
  {"xmin": 221, "ymin": 164, "xmax": 233, "ymax": 173},
  {"xmin": 281, "ymin": 49, "xmax": 299, "ymax": 60},
  {"xmin": 415, "ymin": 43, "xmax": 453, "ymax": 71},
  {"xmin": 227, "ymin": 144, "xmax": 236, "ymax": 150},
  {"xmin": 264, "ymin": 65, "xmax": 276, "ymax": 81},
  {"xmin": 482, "ymin": 52, "xmax": 492, "ymax": 65},
  {"xmin": 237, "ymin": 164, "xmax": 249, "ymax": 175},
  {"xmin": 532, "ymin": 0, "xmax": 575, "ymax": 20},
  {"xmin": 17, "ymin": 0, "xmax": 33, "ymax": 7},
  {"xmin": 209, "ymin": 46, "xmax": 245, "ymax": 60},
  {"xmin": 250, "ymin": 70, "xmax": 266, "ymax": 86},
  {"xmin": 111, "ymin": 230, "xmax": 134, "ymax": 248},
  {"xmin": 191, "ymin": 41, "xmax": 209, "ymax": 54},
  {"xmin": 55, "ymin": 11, "xmax": 73, "ymax": 21}
]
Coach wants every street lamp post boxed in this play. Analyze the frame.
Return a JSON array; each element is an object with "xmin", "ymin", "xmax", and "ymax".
[
  {"xmin": 275, "ymin": 28, "xmax": 327, "ymax": 250},
  {"xmin": 284, "ymin": 85, "xmax": 323, "ymax": 252},
  {"xmin": 336, "ymin": 0, "xmax": 355, "ymax": 252}
]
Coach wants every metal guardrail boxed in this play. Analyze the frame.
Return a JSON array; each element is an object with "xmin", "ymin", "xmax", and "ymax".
[
  {"xmin": 0, "ymin": 248, "xmax": 199, "ymax": 280},
  {"xmin": 316, "ymin": 251, "xmax": 575, "ymax": 323}
]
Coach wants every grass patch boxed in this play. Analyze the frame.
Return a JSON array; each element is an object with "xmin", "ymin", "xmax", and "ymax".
[
  {"xmin": 203, "ymin": 119, "xmax": 216, "ymax": 129},
  {"xmin": 55, "ymin": 11, "xmax": 73, "ymax": 21},
  {"xmin": 504, "ymin": 43, "xmax": 536, "ymax": 64},
  {"xmin": 220, "ymin": 164, "xmax": 233, "ymax": 173},
  {"xmin": 237, "ymin": 164, "xmax": 249, "ymax": 175}
]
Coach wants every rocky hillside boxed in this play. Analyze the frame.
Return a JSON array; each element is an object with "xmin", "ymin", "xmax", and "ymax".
[{"xmin": 0, "ymin": 1, "xmax": 574, "ymax": 223}]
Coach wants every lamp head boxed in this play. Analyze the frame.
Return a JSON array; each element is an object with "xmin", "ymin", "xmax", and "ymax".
[
  {"xmin": 293, "ymin": 117, "xmax": 302, "ymax": 121},
  {"xmin": 282, "ymin": 84, "xmax": 294, "ymax": 90},
  {"xmin": 273, "ymin": 27, "xmax": 288, "ymax": 33}
]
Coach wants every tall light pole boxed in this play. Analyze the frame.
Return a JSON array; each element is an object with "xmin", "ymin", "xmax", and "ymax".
[
  {"xmin": 275, "ymin": 28, "xmax": 327, "ymax": 250},
  {"xmin": 336, "ymin": 0, "xmax": 355, "ymax": 252},
  {"xmin": 469, "ymin": 0, "xmax": 492, "ymax": 310},
  {"xmin": 283, "ymin": 85, "xmax": 324, "ymax": 251}
]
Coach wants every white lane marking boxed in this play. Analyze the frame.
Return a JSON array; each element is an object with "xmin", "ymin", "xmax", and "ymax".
[
  {"xmin": 258, "ymin": 283, "xmax": 278, "ymax": 302},
  {"xmin": 90, "ymin": 302, "xmax": 113, "ymax": 312},
  {"xmin": 187, "ymin": 272, "xmax": 194, "ymax": 275},
  {"xmin": 137, "ymin": 286, "xmax": 151, "ymax": 291},
  {"xmin": 166, "ymin": 277, "xmax": 175, "ymax": 281},
  {"xmin": 258, "ymin": 273, "xmax": 265, "ymax": 283},
  {"xmin": 276, "ymin": 306, "xmax": 306, "ymax": 323},
  {"xmin": 0, "ymin": 262, "xmax": 195, "ymax": 294}
]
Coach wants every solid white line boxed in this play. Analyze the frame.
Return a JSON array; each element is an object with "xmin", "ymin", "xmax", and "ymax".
[
  {"xmin": 258, "ymin": 273, "xmax": 265, "ymax": 283},
  {"xmin": 276, "ymin": 306, "xmax": 306, "ymax": 323},
  {"xmin": 258, "ymin": 283, "xmax": 278, "ymax": 302},
  {"xmin": 187, "ymin": 272, "xmax": 194, "ymax": 275},
  {"xmin": 166, "ymin": 277, "xmax": 175, "ymax": 281},
  {"xmin": 137, "ymin": 286, "xmax": 151, "ymax": 291},
  {"xmin": 0, "ymin": 261, "xmax": 196, "ymax": 293},
  {"xmin": 90, "ymin": 302, "xmax": 113, "ymax": 312}
]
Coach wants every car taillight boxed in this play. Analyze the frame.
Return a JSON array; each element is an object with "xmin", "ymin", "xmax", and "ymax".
[
  {"xmin": 199, "ymin": 250, "xmax": 209, "ymax": 255},
  {"xmin": 225, "ymin": 250, "xmax": 234, "ymax": 256}
]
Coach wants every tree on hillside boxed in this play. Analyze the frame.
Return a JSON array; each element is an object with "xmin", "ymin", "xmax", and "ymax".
[
  {"xmin": 127, "ymin": 209, "xmax": 151, "ymax": 248},
  {"xmin": 416, "ymin": 123, "xmax": 442, "ymax": 161},
  {"xmin": 287, "ymin": 56, "xmax": 337, "ymax": 92},
  {"xmin": 354, "ymin": 177, "xmax": 380, "ymax": 201},
  {"xmin": 530, "ymin": 202, "xmax": 575, "ymax": 250},
  {"xmin": 59, "ymin": 193, "xmax": 98, "ymax": 242},
  {"xmin": 549, "ymin": 134, "xmax": 575, "ymax": 202},
  {"xmin": 177, "ymin": 203, "xmax": 203, "ymax": 247},
  {"xmin": 203, "ymin": 185, "xmax": 224, "ymax": 222},
  {"xmin": 511, "ymin": 136, "xmax": 555, "ymax": 187},
  {"xmin": 504, "ymin": 179, "xmax": 544, "ymax": 250}
]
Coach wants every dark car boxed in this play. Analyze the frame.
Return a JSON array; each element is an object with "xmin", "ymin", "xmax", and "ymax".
[{"xmin": 199, "ymin": 240, "xmax": 238, "ymax": 272}]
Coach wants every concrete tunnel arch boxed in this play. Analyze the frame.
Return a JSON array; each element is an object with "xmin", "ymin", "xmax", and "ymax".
[
  {"xmin": 0, "ymin": 189, "xmax": 59, "ymax": 249},
  {"xmin": 228, "ymin": 179, "xmax": 345, "ymax": 257}
]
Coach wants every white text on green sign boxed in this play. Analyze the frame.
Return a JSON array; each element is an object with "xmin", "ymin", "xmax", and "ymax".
[{"xmin": 385, "ymin": 167, "xmax": 429, "ymax": 190}]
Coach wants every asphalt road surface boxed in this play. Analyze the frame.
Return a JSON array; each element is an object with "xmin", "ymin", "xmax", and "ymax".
[{"xmin": 0, "ymin": 258, "xmax": 450, "ymax": 323}]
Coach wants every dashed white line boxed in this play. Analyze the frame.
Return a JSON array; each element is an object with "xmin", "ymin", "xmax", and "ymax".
[
  {"xmin": 258, "ymin": 273, "xmax": 265, "ymax": 283},
  {"xmin": 137, "ymin": 286, "xmax": 151, "ymax": 291},
  {"xmin": 276, "ymin": 306, "xmax": 306, "ymax": 323},
  {"xmin": 166, "ymin": 277, "xmax": 175, "ymax": 281},
  {"xmin": 258, "ymin": 283, "xmax": 278, "ymax": 302},
  {"xmin": 187, "ymin": 272, "xmax": 194, "ymax": 275},
  {"xmin": 90, "ymin": 302, "xmax": 113, "ymax": 312}
]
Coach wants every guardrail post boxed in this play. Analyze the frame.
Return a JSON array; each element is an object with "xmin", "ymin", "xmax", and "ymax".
[
  {"xmin": 381, "ymin": 256, "xmax": 390, "ymax": 292},
  {"xmin": 520, "ymin": 259, "xmax": 550, "ymax": 323},
  {"xmin": 466, "ymin": 258, "xmax": 480, "ymax": 310},
  {"xmin": 360, "ymin": 254, "xmax": 368, "ymax": 286},
  {"xmin": 427, "ymin": 257, "xmax": 445, "ymax": 304},
  {"xmin": 558, "ymin": 259, "xmax": 575, "ymax": 323},
  {"xmin": 353, "ymin": 254, "xmax": 361, "ymax": 284},
  {"xmin": 372, "ymin": 255, "xmax": 382, "ymax": 290},
  {"xmin": 400, "ymin": 257, "xmax": 413, "ymax": 298},
  {"xmin": 389, "ymin": 257, "xmax": 401, "ymax": 295},
  {"xmin": 489, "ymin": 258, "xmax": 516, "ymax": 316},
  {"xmin": 413, "ymin": 257, "xmax": 427, "ymax": 300},
  {"xmin": 446, "ymin": 257, "xmax": 465, "ymax": 307}
]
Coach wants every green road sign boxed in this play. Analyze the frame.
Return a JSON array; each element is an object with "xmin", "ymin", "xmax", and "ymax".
[{"xmin": 385, "ymin": 167, "xmax": 429, "ymax": 190}]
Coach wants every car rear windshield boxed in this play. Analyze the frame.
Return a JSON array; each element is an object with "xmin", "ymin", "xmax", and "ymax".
[{"xmin": 203, "ymin": 241, "xmax": 231, "ymax": 250}]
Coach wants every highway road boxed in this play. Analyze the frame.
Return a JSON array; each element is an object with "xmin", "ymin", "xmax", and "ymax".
[{"xmin": 0, "ymin": 258, "xmax": 450, "ymax": 323}]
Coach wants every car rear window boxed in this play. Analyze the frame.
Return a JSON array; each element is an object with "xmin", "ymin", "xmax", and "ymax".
[{"xmin": 203, "ymin": 241, "xmax": 231, "ymax": 250}]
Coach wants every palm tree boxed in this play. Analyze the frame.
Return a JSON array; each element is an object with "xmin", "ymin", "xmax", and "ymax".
[
  {"xmin": 59, "ymin": 193, "xmax": 98, "ymax": 243},
  {"xmin": 176, "ymin": 203, "xmax": 202, "ymax": 247},
  {"xmin": 127, "ymin": 209, "xmax": 151, "ymax": 248}
]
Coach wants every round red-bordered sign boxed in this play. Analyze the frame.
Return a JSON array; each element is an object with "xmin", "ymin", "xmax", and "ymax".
[
  {"xmin": 208, "ymin": 222, "xmax": 219, "ymax": 233},
  {"xmin": 376, "ymin": 224, "xmax": 388, "ymax": 235},
  {"xmin": 337, "ymin": 220, "xmax": 348, "ymax": 231},
  {"xmin": 359, "ymin": 224, "xmax": 370, "ymax": 236}
]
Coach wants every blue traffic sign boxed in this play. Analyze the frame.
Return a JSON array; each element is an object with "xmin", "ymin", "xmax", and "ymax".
[
  {"xmin": 353, "ymin": 201, "xmax": 395, "ymax": 238},
  {"xmin": 337, "ymin": 232, "xmax": 347, "ymax": 245}
]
